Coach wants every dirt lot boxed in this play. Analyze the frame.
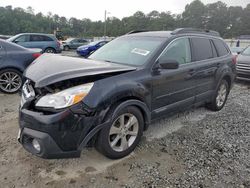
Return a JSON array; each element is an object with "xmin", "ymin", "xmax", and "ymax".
[{"xmin": 0, "ymin": 73, "xmax": 250, "ymax": 187}]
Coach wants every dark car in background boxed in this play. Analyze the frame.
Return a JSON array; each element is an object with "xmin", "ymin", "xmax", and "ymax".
[
  {"xmin": 18, "ymin": 28, "xmax": 236, "ymax": 159},
  {"xmin": 62, "ymin": 38, "xmax": 89, "ymax": 51},
  {"xmin": 76, "ymin": 40, "xmax": 108, "ymax": 57},
  {"xmin": 236, "ymin": 46, "xmax": 250, "ymax": 81},
  {"xmin": 0, "ymin": 39, "xmax": 41, "ymax": 93},
  {"xmin": 7, "ymin": 33, "xmax": 62, "ymax": 53}
]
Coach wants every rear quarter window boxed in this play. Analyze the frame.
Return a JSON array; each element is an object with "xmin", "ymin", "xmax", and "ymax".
[
  {"xmin": 213, "ymin": 39, "xmax": 229, "ymax": 57},
  {"xmin": 191, "ymin": 38, "xmax": 214, "ymax": 61}
]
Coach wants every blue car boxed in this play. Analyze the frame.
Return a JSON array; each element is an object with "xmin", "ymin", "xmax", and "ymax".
[
  {"xmin": 77, "ymin": 40, "xmax": 108, "ymax": 57},
  {"xmin": 7, "ymin": 33, "xmax": 62, "ymax": 53}
]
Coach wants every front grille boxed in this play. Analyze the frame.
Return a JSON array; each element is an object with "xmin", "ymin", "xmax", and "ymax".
[{"xmin": 236, "ymin": 62, "xmax": 250, "ymax": 72}]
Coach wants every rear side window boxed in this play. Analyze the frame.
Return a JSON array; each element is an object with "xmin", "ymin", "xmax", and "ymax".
[
  {"xmin": 30, "ymin": 35, "xmax": 53, "ymax": 42},
  {"xmin": 42, "ymin": 36, "xmax": 53, "ymax": 41},
  {"xmin": 213, "ymin": 39, "xmax": 229, "ymax": 57},
  {"xmin": 191, "ymin": 38, "xmax": 213, "ymax": 61}
]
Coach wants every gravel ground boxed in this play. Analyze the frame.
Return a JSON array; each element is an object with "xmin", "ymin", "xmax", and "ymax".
[{"xmin": 0, "ymin": 77, "xmax": 249, "ymax": 187}]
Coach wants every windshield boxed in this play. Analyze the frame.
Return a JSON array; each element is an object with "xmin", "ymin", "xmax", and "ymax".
[
  {"xmin": 242, "ymin": 46, "xmax": 250, "ymax": 56},
  {"xmin": 7, "ymin": 35, "xmax": 18, "ymax": 42},
  {"xmin": 231, "ymin": 47, "xmax": 243, "ymax": 53},
  {"xmin": 89, "ymin": 36, "xmax": 164, "ymax": 66},
  {"xmin": 89, "ymin": 41, "xmax": 102, "ymax": 46}
]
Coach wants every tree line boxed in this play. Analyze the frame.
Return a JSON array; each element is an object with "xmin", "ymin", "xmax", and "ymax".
[{"xmin": 0, "ymin": 0, "xmax": 249, "ymax": 38}]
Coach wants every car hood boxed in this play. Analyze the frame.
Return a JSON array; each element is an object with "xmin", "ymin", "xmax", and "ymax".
[
  {"xmin": 24, "ymin": 54, "xmax": 136, "ymax": 88},
  {"xmin": 237, "ymin": 54, "xmax": 250, "ymax": 64}
]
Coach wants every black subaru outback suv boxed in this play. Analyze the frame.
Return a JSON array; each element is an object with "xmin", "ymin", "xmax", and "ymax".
[{"xmin": 18, "ymin": 28, "xmax": 236, "ymax": 159}]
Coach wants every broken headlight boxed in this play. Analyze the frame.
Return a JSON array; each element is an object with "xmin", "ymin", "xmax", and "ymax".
[{"xmin": 35, "ymin": 83, "xmax": 94, "ymax": 109}]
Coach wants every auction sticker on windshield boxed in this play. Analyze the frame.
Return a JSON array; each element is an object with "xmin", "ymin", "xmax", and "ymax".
[{"xmin": 131, "ymin": 48, "xmax": 150, "ymax": 56}]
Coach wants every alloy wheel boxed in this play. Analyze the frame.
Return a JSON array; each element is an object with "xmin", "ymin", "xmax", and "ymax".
[
  {"xmin": 0, "ymin": 71, "xmax": 22, "ymax": 93},
  {"xmin": 109, "ymin": 113, "xmax": 139, "ymax": 152},
  {"xmin": 216, "ymin": 83, "xmax": 227, "ymax": 107}
]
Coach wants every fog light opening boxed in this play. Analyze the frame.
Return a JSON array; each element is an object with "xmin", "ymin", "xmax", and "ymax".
[{"xmin": 32, "ymin": 139, "xmax": 41, "ymax": 153}]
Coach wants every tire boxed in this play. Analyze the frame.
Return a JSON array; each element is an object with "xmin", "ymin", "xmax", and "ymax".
[
  {"xmin": 64, "ymin": 45, "xmax": 70, "ymax": 51},
  {"xmin": 0, "ymin": 69, "xmax": 23, "ymax": 94},
  {"xmin": 44, "ymin": 47, "xmax": 56, "ymax": 53},
  {"xmin": 96, "ymin": 106, "xmax": 144, "ymax": 159},
  {"xmin": 206, "ymin": 79, "xmax": 229, "ymax": 111}
]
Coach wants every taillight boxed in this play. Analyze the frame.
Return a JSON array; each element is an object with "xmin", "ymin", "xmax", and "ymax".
[
  {"xmin": 232, "ymin": 55, "xmax": 237, "ymax": 65},
  {"xmin": 32, "ymin": 53, "xmax": 41, "ymax": 59}
]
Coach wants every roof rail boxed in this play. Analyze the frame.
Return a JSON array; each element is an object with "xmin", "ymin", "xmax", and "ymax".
[
  {"xmin": 171, "ymin": 28, "xmax": 220, "ymax": 37},
  {"xmin": 126, "ymin": 30, "xmax": 148, "ymax": 35}
]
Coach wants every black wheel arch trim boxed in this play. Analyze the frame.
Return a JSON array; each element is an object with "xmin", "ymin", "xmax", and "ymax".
[{"xmin": 78, "ymin": 99, "xmax": 151, "ymax": 150}]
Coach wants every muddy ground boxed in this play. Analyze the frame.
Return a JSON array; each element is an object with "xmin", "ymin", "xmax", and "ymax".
[{"xmin": 0, "ymin": 71, "xmax": 249, "ymax": 187}]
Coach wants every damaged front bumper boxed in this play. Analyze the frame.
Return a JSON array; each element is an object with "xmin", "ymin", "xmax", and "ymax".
[{"xmin": 18, "ymin": 104, "xmax": 109, "ymax": 159}]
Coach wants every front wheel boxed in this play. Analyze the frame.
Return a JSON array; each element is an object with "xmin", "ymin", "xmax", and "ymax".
[
  {"xmin": 96, "ymin": 106, "xmax": 144, "ymax": 159},
  {"xmin": 206, "ymin": 80, "xmax": 229, "ymax": 111}
]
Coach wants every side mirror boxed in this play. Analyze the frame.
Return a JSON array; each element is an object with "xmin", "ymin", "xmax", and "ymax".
[
  {"xmin": 237, "ymin": 51, "xmax": 241, "ymax": 55},
  {"xmin": 159, "ymin": 59, "xmax": 179, "ymax": 69}
]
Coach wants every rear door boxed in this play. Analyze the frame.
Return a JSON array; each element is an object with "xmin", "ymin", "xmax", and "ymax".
[
  {"xmin": 151, "ymin": 37, "xmax": 197, "ymax": 118},
  {"xmin": 29, "ymin": 35, "xmax": 46, "ymax": 49},
  {"xmin": 190, "ymin": 37, "xmax": 220, "ymax": 103}
]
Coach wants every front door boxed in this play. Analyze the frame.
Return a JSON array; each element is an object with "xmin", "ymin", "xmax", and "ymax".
[{"xmin": 151, "ymin": 37, "xmax": 197, "ymax": 119}]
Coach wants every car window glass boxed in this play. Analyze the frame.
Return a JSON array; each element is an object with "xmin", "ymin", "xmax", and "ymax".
[
  {"xmin": 159, "ymin": 38, "xmax": 191, "ymax": 65},
  {"xmin": 42, "ymin": 36, "xmax": 53, "ymax": 41},
  {"xmin": 15, "ymin": 35, "xmax": 28, "ymax": 42},
  {"xmin": 89, "ymin": 37, "xmax": 163, "ymax": 66},
  {"xmin": 213, "ymin": 39, "xmax": 229, "ymax": 57},
  {"xmin": 191, "ymin": 38, "xmax": 213, "ymax": 61},
  {"xmin": 98, "ymin": 42, "xmax": 106, "ymax": 46},
  {"xmin": 241, "ymin": 46, "xmax": 250, "ymax": 56},
  {"xmin": 210, "ymin": 40, "xmax": 218, "ymax": 57},
  {"xmin": 30, "ymin": 35, "xmax": 43, "ymax": 42}
]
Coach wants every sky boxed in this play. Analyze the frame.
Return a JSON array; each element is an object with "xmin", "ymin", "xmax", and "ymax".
[{"xmin": 1, "ymin": 0, "xmax": 250, "ymax": 21}]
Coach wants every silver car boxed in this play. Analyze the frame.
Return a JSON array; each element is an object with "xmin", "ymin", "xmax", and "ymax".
[{"xmin": 236, "ymin": 46, "xmax": 250, "ymax": 81}]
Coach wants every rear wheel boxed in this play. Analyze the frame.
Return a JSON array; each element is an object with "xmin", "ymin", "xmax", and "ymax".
[
  {"xmin": 206, "ymin": 80, "xmax": 229, "ymax": 111},
  {"xmin": 44, "ymin": 47, "xmax": 56, "ymax": 53},
  {"xmin": 96, "ymin": 106, "xmax": 144, "ymax": 159},
  {"xmin": 0, "ymin": 69, "xmax": 23, "ymax": 94}
]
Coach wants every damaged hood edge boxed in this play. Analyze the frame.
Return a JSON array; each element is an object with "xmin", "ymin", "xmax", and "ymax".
[{"xmin": 24, "ymin": 54, "xmax": 137, "ymax": 88}]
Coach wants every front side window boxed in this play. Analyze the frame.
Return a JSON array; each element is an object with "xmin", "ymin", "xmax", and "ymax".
[
  {"xmin": 159, "ymin": 38, "xmax": 191, "ymax": 65},
  {"xmin": 14, "ymin": 35, "xmax": 29, "ymax": 42}
]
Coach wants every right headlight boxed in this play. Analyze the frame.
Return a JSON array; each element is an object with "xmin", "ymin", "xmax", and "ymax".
[{"xmin": 35, "ymin": 83, "xmax": 94, "ymax": 109}]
